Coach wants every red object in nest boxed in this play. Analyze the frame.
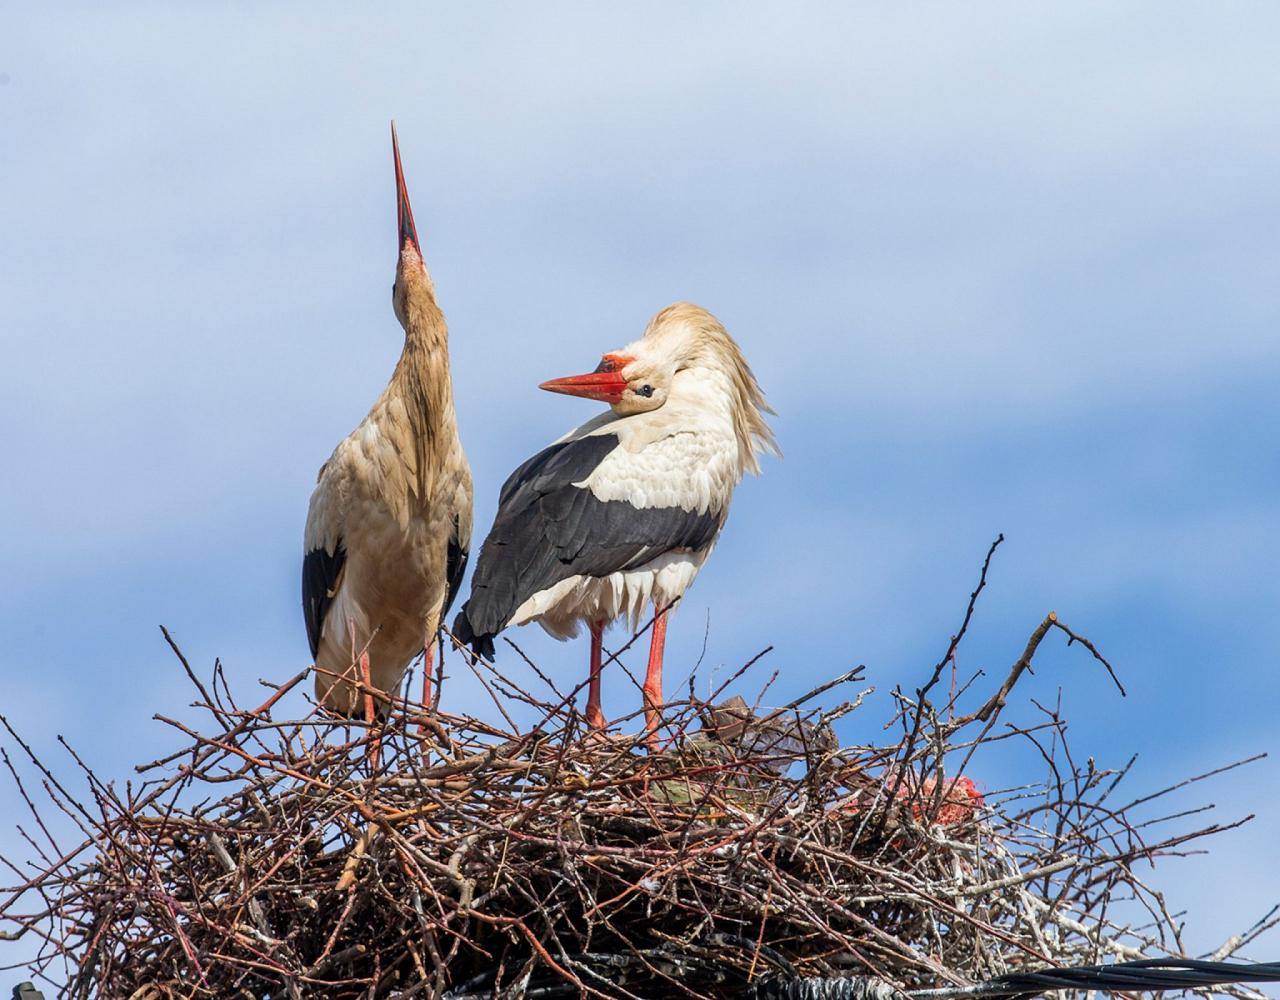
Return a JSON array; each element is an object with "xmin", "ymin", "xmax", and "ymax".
[{"xmin": 907, "ymin": 775, "xmax": 983, "ymax": 826}]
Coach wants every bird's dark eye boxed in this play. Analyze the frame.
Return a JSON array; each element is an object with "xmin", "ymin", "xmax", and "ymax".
[{"xmin": 637, "ymin": 384, "xmax": 654, "ymax": 398}]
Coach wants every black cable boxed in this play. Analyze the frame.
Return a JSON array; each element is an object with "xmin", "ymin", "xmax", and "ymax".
[
  {"xmin": 752, "ymin": 958, "xmax": 1280, "ymax": 1000},
  {"xmin": 922, "ymin": 958, "xmax": 1280, "ymax": 998}
]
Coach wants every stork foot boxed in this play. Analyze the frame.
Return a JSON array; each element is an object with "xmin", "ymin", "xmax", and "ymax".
[
  {"xmin": 584, "ymin": 729, "xmax": 633, "ymax": 756},
  {"xmin": 419, "ymin": 639, "xmax": 437, "ymax": 716},
  {"xmin": 642, "ymin": 700, "xmax": 664, "ymax": 751},
  {"xmin": 360, "ymin": 650, "xmax": 382, "ymax": 771},
  {"xmin": 585, "ymin": 619, "xmax": 606, "ymax": 733},
  {"xmin": 642, "ymin": 606, "xmax": 669, "ymax": 751},
  {"xmin": 418, "ymin": 638, "xmax": 437, "ymax": 763}
]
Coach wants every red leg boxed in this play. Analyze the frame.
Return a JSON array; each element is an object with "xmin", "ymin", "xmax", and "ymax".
[
  {"xmin": 586, "ymin": 620, "xmax": 606, "ymax": 731},
  {"xmin": 417, "ymin": 637, "xmax": 437, "ymax": 761},
  {"xmin": 420, "ymin": 640, "xmax": 435, "ymax": 717},
  {"xmin": 643, "ymin": 606, "xmax": 668, "ymax": 747},
  {"xmin": 360, "ymin": 650, "xmax": 374, "ymax": 722},
  {"xmin": 360, "ymin": 650, "xmax": 381, "ymax": 769}
]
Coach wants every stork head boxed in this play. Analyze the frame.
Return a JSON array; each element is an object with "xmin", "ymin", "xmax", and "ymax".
[
  {"xmin": 539, "ymin": 342, "xmax": 671, "ymax": 416},
  {"xmin": 540, "ymin": 303, "xmax": 780, "ymax": 471},
  {"xmin": 539, "ymin": 350, "xmax": 665, "ymax": 414},
  {"xmin": 540, "ymin": 303, "xmax": 741, "ymax": 414},
  {"xmin": 390, "ymin": 122, "xmax": 437, "ymax": 327}
]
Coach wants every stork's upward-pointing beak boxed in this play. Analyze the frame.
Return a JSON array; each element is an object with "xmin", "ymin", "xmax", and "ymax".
[{"xmin": 391, "ymin": 121, "xmax": 421, "ymax": 257}]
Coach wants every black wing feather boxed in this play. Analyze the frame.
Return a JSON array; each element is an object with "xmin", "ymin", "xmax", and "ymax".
[
  {"xmin": 453, "ymin": 434, "xmax": 719, "ymax": 657},
  {"xmin": 442, "ymin": 513, "xmax": 469, "ymax": 620},
  {"xmin": 302, "ymin": 541, "xmax": 346, "ymax": 659}
]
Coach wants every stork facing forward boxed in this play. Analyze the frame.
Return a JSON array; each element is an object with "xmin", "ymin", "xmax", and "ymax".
[
  {"xmin": 303, "ymin": 125, "xmax": 472, "ymax": 723},
  {"xmin": 453, "ymin": 303, "xmax": 777, "ymax": 743}
]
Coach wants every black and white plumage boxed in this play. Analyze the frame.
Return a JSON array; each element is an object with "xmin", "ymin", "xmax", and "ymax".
[
  {"xmin": 455, "ymin": 433, "xmax": 720, "ymax": 658},
  {"xmin": 454, "ymin": 302, "xmax": 777, "ymax": 742},
  {"xmin": 302, "ymin": 124, "xmax": 472, "ymax": 720}
]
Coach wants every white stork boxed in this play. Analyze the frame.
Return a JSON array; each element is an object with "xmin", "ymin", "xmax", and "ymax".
[
  {"xmin": 303, "ymin": 124, "xmax": 473, "ymax": 723},
  {"xmin": 453, "ymin": 303, "xmax": 778, "ymax": 743}
]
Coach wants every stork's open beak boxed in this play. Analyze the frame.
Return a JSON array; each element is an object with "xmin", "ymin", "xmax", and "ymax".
[
  {"xmin": 391, "ymin": 121, "xmax": 421, "ymax": 257},
  {"xmin": 539, "ymin": 361, "xmax": 629, "ymax": 404}
]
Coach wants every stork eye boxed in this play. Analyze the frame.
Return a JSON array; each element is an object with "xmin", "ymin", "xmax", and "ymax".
[{"xmin": 637, "ymin": 384, "xmax": 654, "ymax": 398}]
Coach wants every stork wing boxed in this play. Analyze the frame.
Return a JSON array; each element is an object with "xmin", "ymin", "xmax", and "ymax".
[
  {"xmin": 442, "ymin": 511, "xmax": 469, "ymax": 620},
  {"xmin": 302, "ymin": 460, "xmax": 348, "ymax": 660},
  {"xmin": 302, "ymin": 540, "xmax": 346, "ymax": 660},
  {"xmin": 453, "ymin": 433, "xmax": 719, "ymax": 655}
]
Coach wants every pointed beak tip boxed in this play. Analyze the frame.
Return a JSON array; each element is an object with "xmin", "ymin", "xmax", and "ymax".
[
  {"xmin": 537, "ymin": 371, "xmax": 628, "ymax": 403},
  {"xmin": 392, "ymin": 129, "xmax": 422, "ymax": 257}
]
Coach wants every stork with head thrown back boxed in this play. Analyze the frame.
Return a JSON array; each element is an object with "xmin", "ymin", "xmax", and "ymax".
[
  {"xmin": 453, "ymin": 303, "xmax": 777, "ymax": 744},
  {"xmin": 303, "ymin": 124, "xmax": 473, "ymax": 724}
]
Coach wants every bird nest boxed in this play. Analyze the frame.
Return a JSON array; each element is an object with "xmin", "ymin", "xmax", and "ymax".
[{"xmin": 0, "ymin": 552, "xmax": 1270, "ymax": 998}]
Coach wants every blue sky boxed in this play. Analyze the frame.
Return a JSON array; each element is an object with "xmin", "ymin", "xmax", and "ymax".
[{"xmin": 2, "ymin": 4, "xmax": 1278, "ymax": 970}]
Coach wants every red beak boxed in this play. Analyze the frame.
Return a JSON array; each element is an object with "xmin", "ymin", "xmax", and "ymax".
[
  {"xmin": 391, "ymin": 121, "xmax": 421, "ymax": 256},
  {"xmin": 539, "ymin": 361, "xmax": 629, "ymax": 404}
]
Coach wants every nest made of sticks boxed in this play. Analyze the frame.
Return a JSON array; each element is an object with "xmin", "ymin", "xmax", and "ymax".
[{"xmin": 1, "ymin": 550, "xmax": 1271, "ymax": 999}]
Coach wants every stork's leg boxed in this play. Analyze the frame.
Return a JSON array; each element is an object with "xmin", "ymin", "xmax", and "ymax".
[
  {"xmin": 586, "ymin": 620, "xmax": 606, "ymax": 731},
  {"xmin": 642, "ymin": 606, "xmax": 668, "ymax": 748},
  {"xmin": 360, "ymin": 649, "xmax": 381, "ymax": 769},
  {"xmin": 420, "ymin": 640, "xmax": 435, "ymax": 717}
]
